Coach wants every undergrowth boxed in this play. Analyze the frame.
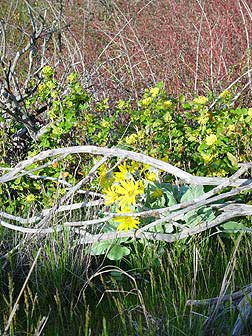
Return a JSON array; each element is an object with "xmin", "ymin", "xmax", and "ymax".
[{"xmin": 1, "ymin": 231, "xmax": 252, "ymax": 335}]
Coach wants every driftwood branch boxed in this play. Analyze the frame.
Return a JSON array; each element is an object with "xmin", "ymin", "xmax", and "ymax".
[
  {"xmin": 186, "ymin": 285, "xmax": 252, "ymax": 336},
  {"xmin": 1, "ymin": 145, "xmax": 251, "ymax": 186},
  {"xmin": 0, "ymin": 146, "xmax": 251, "ymax": 248}
]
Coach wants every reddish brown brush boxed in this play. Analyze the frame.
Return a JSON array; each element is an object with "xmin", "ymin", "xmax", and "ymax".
[{"xmin": 66, "ymin": 0, "xmax": 252, "ymax": 100}]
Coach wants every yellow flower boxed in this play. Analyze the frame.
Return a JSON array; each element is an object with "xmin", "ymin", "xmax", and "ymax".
[
  {"xmin": 98, "ymin": 164, "xmax": 113, "ymax": 187},
  {"xmin": 103, "ymin": 185, "xmax": 118, "ymax": 205},
  {"xmin": 227, "ymin": 152, "xmax": 238, "ymax": 166},
  {"xmin": 163, "ymin": 100, "xmax": 173, "ymax": 110},
  {"xmin": 227, "ymin": 124, "xmax": 235, "ymax": 135},
  {"xmin": 187, "ymin": 134, "xmax": 197, "ymax": 141},
  {"xmin": 247, "ymin": 108, "xmax": 252, "ymax": 118},
  {"xmin": 142, "ymin": 163, "xmax": 150, "ymax": 170},
  {"xmin": 99, "ymin": 171, "xmax": 106, "ymax": 185},
  {"xmin": 38, "ymin": 83, "xmax": 46, "ymax": 93},
  {"xmin": 198, "ymin": 114, "xmax": 209, "ymax": 125},
  {"xmin": 151, "ymin": 188, "xmax": 163, "ymax": 199},
  {"xmin": 125, "ymin": 133, "xmax": 138, "ymax": 145},
  {"xmin": 51, "ymin": 90, "xmax": 59, "ymax": 98},
  {"xmin": 117, "ymin": 99, "xmax": 125, "ymax": 109},
  {"xmin": 163, "ymin": 112, "xmax": 172, "ymax": 122},
  {"xmin": 145, "ymin": 171, "xmax": 157, "ymax": 182},
  {"xmin": 161, "ymin": 156, "xmax": 169, "ymax": 163},
  {"xmin": 26, "ymin": 194, "xmax": 35, "ymax": 203},
  {"xmin": 193, "ymin": 96, "xmax": 208, "ymax": 105},
  {"xmin": 141, "ymin": 97, "xmax": 153, "ymax": 107},
  {"xmin": 129, "ymin": 161, "xmax": 141, "ymax": 173},
  {"xmin": 141, "ymin": 164, "xmax": 159, "ymax": 181},
  {"xmin": 115, "ymin": 179, "xmax": 144, "ymax": 208},
  {"xmin": 150, "ymin": 87, "xmax": 160, "ymax": 97},
  {"xmin": 67, "ymin": 72, "xmax": 78, "ymax": 82},
  {"xmin": 153, "ymin": 120, "xmax": 162, "ymax": 128},
  {"xmin": 113, "ymin": 206, "xmax": 139, "ymax": 231},
  {"xmin": 114, "ymin": 215, "xmax": 140, "ymax": 232},
  {"xmin": 42, "ymin": 65, "xmax": 53, "ymax": 77},
  {"xmin": 220, "ymin": 90, "xmax": 231, "ymax": 100},
  {"xmin": 103, "ymin": 178, "xmax": 144, "ymax": 208},
  {"xmin": 214, "ymin": 169, "xmax": 227, "ymax": 177},
  {"xmin": 205, "ymin": 134, "xmax": 217, "ymax": 146},
  {"xmin": 137, "ymin": 130, "xmax": 145, "ymax": 139},
  {"xmin": 100, "ymin": 120, "xmax": 110, "ymax": 128},
  {"xmin": 201, "ymin": 153, "xmax": 213, "ymax": 164},
  {"xmin": 114, "ymin": 162, "xmax": 131, "ymax": 182}
]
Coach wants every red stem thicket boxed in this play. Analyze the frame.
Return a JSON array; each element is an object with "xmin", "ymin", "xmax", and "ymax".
[{"xmin": 66, "ymin": 0, "xmax": 252, "ymax": 100}]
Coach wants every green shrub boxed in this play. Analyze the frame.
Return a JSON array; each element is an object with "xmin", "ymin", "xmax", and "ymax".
[{"xmin": 1, "ymin": 68, "xmax": 252, "ymax": 221}]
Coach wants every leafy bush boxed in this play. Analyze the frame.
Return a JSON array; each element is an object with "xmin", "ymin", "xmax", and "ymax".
[
  {"xmin": 1, "ymin": 68, "xmax": 252, "ymax": 229},
  {"xmin": 90, "ymin": 159, "xmax": 250, "ymax": 261},
  {"xmin": 30, "ymin": 72, "xmax": 251, "ymax": 177}
]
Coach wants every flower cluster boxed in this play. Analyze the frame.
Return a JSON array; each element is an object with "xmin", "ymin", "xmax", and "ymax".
[
  {"xmin": 205, "ymin": 133, "xmax": 218, "ymax": 146},
  {"xmin": 103, "ymin": 165, "xmax": 144, "ymax": 231},
  {"xmin": 101, "ymin": 161, "xmax": 158, "ymax": 232},
  {"xmin": 193, "ymin": 96, "xmax": 208, "ymax": 105},
  {"xmin": 104, "ymin": 179, "xmax": 144, "ymax": 210}
]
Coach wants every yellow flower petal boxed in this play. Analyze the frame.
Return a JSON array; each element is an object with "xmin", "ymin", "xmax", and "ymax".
[{"xmin": 205, "ymin": 134, "xmax": 217, "ymax": 146}]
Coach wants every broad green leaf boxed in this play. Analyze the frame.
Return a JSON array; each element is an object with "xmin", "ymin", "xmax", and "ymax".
[
  {"xmin": 148, "ymin": 221, "xmax": 174, "ymax": 233},
  {"xmin": 90, "ymin": 242, "xmax": 111, "ymax": 256},
  {"xmin": 107, "ymin": 245, "xmax": 130, "ymax": 261},
  {"xmin": 199, "ymin": 207, "xmax": 215, "ymax": 222},
  {"xmin": 184, "ymin": 211, "xmax": 202, "ymax": 227},
  {"xmin": 179, "ymin": 94, "xmax": 185, "ymax": 103},
  {"xmin": 162, "ymin": 189, "xmax": 177, "ymax": 206},
  {"xmin": 220, "ymin": 221, "xmax": 251, "ymax": 233},
  {"xmin": 184, "ymin": 207, "xmax": 215, "ymax": 227},
  {"xmin": 151, "ymin": 197, "xmax": 166, "ymax": 208},
  {"xmin": 181, "ymin": 185, "xmax": 205, "ymax": 203},
  {"xmin": 183, "ymin": 103, "xmax": 192, "ymax": 110}
]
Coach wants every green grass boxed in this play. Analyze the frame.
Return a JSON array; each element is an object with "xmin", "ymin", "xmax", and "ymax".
[{"xmin": 1, "ymin": 230, "xmax": 252, "ymax": 335}]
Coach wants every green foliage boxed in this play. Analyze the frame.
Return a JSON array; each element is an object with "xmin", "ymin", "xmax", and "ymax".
[
  {"xmin": 35, "ymin": 70, "xmax": 90, "ymax": 148},
  {"xmin": 27, "ymin": 73, "xmax": 252, "ymax": 177},
  {"xmin": 91, "ymin": 170, "xmax": 219, "ymax": 260},
  {"xmin": 1, "ymin": 232, "xmax": 252, "ymax": 335},
  {"xmin": 1, "ymin": 71, "xmax": 252, "ymax": 260},
  {"xmin": 220, "ymin": 221, "xmax": 252, "ymax": 233},
  {"xmin": 1, "ymin": 67, "xmax": 252, "ymax": 335},
  {"xmin": 2, "ymin": 68, "xmax": 251, "ymax": 178},
  {"xmin": 118, "ymin": 85, "xmax": 252, "ymax": 177}
]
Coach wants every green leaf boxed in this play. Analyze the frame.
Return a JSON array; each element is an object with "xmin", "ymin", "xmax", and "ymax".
[
  {"xmin": 150, "ymin": 196, "xmax": 166, "ymax": 208},
  {"xmin": 107, "ymin": 245, "xmax": 130, "ymax": 261},
  {"xmin": 199, "ymin": 207, "xmax": 215, "ymax": 222},
  {"xmin": 90, "ymin": 241, "xmax": 112, "ymax": 255},
  {"xmin": 156, "ymin": 81, "xmax": 164, "ymax": 89},
  {"xmin": 227, "ymin": 152, "xmax": 238, "ymax": 167},
  {"xmin": 180, "ymin": 185, "xmax": 205, "ymax": 203},
  {"xmin": 220, "ymin": 221, "xmax": 251, "ymax": 233},
  {"xmin": 184, "ymin": 207, "xmax": 215, "ymax": 227},
  {"xmin": 184, "ymin": 211, "xmax": 202, "ymax": 227},
  {"xmin": 162, "ymin": 189, "xmax": 177, "ymax": 206},
  {"xmin": 179, "ymin": 94, "xmax": 185, "ymax": 103},
  {"xmin": 183, "ymin": 103, "xmax": 192, "ymax": 110}
]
